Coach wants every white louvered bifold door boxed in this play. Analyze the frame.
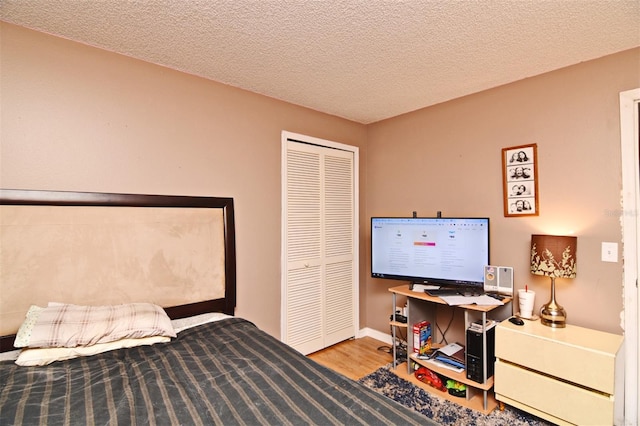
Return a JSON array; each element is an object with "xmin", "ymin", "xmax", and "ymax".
[{"xmin": 283, "ymin": 138, "xmax": 356, "ymax": 355}]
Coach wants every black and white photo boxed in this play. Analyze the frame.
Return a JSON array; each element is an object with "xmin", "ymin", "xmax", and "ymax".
[{"xmin": 502, "ymin": 143, "xmax": 539, "ymax": 217}]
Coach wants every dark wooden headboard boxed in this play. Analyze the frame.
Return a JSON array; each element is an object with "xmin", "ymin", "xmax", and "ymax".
[{"xmin": 0, "ymin": 189, "xmax": 236, "ymax": 352}]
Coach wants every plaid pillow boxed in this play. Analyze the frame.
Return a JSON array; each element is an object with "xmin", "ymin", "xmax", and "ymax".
[{"xmin": 14, "ymin": 303, "xmax": 176, "ymax": 348}]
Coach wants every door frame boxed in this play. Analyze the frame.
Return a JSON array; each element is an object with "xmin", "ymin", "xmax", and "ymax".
[{"xmin": 620, "ymin": 87, "xmax": 639, "ymax": 425}]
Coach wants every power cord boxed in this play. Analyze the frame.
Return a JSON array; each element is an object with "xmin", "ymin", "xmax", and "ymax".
[
  {"xmin": 436, "ymin": 309, "xmax": 455, "ymax": 345},
  {"xmin": 381, "ymin": 325, "xmax": 407, "ymax": 361}
]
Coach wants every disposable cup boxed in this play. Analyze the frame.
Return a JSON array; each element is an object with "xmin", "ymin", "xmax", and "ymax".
[{"xmin": 518, "ymin": 289, "xmax": 535, "ymax": 319}]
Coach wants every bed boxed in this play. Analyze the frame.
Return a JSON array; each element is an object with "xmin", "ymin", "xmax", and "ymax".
[{"xmin": 0, "ymin": 189, "xmax": 432, "ymax": 425}]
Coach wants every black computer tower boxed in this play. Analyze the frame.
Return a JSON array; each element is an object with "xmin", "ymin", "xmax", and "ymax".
[{"xmin": 465, "ymin": 326, "xmax": 496, "ymax": 383}]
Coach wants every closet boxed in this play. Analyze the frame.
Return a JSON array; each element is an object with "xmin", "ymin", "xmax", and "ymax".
[{"xmin": 281, "ymin": 132, "xmax": 358, "ymax": 355}]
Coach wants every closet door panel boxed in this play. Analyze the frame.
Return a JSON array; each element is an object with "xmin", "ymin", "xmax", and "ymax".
[
  {"xmin": 284, "ymin": 147, "xmax": 323, "ymax": 353},
  {"xmin": 323, "ymin": 152, "xmax": 355, "ymax": 346}
]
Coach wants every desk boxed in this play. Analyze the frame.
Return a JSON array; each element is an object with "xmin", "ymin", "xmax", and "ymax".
[{"xmin": 389, "ymin": 284, "xmax": 512, "ymax": 414}]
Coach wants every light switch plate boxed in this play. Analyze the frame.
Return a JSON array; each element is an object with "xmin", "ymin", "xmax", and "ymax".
[{"xmin": 601, "ymin": 242, "xmax": 618, "ymax": 262}]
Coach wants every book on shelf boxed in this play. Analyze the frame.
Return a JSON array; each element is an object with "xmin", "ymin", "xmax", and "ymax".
[
  {"xmin": 413, "ymin": 342, "xmax": 466, "ymax": 372},
  {"xmin": 433, "ymin": 342, "xmax": 465, "ymax": 368},
  {"xmin": 424, "ymin": 357, "xmax": 465, "ymax": 373}
]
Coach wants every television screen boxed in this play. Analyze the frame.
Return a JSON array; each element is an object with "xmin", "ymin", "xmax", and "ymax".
[{"xmin": 371, "ymin": 217, "xmax": 490, "ymax": 288}]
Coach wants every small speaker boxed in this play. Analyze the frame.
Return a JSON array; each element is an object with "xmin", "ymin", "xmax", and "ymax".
[{"xmin": 483, "ymin": 266, "xmax": 514, "ymax": 295}]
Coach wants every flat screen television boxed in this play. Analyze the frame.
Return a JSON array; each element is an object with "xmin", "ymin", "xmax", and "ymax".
[{"xmin": 371, "ymin": 217, "xmax": 490, "ymax": 289}]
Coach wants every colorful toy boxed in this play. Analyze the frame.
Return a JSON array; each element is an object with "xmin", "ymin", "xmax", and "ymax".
[
  {"xmin": 414, "ymin": 367, "xmax": 446, "ymax": 392},
  {"xmin": 446, "ymin": 379, "xmax": 466, "ymax": 397}
]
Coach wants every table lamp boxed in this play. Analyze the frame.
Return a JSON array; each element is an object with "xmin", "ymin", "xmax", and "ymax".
[{"xmin": 530, "ymin": 234, "xmax": 577, "ymax": 328}]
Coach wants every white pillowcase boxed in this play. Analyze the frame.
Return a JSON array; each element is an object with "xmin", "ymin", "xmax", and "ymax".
[
  {"xmin": 15, "ymin": 335, "xmax": 170, "ymax": 366},
  {"xmin": 171, "ymin": 312, "xmax": 232, "ymax": 333}
]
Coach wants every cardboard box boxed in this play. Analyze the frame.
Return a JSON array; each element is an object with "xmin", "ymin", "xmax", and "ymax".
[{"xmin": 412, "ymin": 320, "xmax": 432, "ymax": 355}]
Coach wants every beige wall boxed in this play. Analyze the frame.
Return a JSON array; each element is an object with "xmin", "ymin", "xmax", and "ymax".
[
  {"xmin": 2, "ymin": 22, "xmax": 638, "ymax": 339},
  {"xmin": 366, "ymin": 47, "xmax": 640, "ymax": 336},
  {"xmin": 0, "ymin": 22, "xmax": 368, "ymax": 338}
]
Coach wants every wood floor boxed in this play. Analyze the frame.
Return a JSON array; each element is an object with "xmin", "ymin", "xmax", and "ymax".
[{"xmin": 307, "ymin": 336, "xmax": 393, "ymax": 381}]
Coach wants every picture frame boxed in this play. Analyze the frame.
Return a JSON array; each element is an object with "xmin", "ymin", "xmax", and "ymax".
[{"xmin": 502, "ymin": 143, "xmax": 539, "ymax": 217}]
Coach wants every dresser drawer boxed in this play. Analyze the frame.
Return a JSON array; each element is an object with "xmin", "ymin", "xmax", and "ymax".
[
  {"xmin": 495, "ymin": 321, "xmax": 622, "ymax": 394},
  {"xmin": 495, "ymin": 360, "xmax": 614, "ymax": 426}
]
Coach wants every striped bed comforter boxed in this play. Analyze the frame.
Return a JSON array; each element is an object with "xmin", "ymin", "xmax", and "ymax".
[{"xmin": 0, "ymin": 317, "xmax": 431, "ymax": 425}]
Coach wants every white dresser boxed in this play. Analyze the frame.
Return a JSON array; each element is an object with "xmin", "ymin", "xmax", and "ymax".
[{"xmin": 495, "ymin": 319, "xmax": 624, "ymax": 426}]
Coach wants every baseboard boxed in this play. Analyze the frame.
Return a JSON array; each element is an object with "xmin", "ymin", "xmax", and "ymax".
[{"xmin": 357, "ymin": 327, "xmax": 392, "ymax": 345}]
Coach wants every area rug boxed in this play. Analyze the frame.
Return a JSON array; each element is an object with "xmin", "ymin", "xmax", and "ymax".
[{"xmin": 359, "ymin": 365, "xmax": 555, "ymax": 426}]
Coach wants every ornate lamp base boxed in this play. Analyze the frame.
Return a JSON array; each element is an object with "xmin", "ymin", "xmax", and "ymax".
[
  {"xmin": 540, "ymin": 276, "xmax": 566, "ymax": 328},
  {"xmin": 540, "ymin": 302, "xmax": 566, "ymax": 328}
]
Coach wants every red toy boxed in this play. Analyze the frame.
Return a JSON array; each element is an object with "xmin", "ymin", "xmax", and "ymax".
[{"xmin": 414, "ymin": 367, "xmax": 446, "ymax": 392}]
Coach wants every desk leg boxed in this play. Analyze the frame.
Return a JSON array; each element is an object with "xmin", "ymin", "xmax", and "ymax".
[
  {"xmin": 482, "ymin": 311, "xmax": 488, "ymax": 411},
  {"xmin": 392, "ymin": 293, "xmax": 397, "ymax": 367}
]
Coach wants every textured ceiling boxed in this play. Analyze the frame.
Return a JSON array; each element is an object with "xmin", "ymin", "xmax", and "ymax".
[{"xmin": 2, "ymin": 1, "xmax": 639, "ymax": 124}]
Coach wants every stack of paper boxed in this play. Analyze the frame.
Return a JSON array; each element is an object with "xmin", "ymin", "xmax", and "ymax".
[
  {"xmin": 468, "ymin": 319, "xmax": 497, "ymax": 332},
  {"xmin": 439, "ymin": 294, "xmax": 504, "ymax": 306}
]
